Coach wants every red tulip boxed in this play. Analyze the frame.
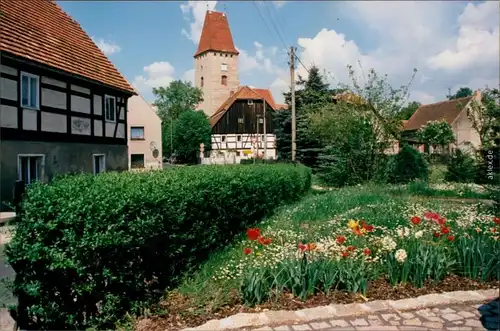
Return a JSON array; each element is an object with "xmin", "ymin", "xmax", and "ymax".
[
  {"xmin": 411, "ymin": 216, "xmax": 421, "ymax": 225},
  {"xmin": 243, "ymin": 247, "xmax": 252, "ymax": 255},
  {"xmin": 447, "ymin": 235, "xmax": 455, "ymax": 242},
  {"xmin": 247, "ymin": 228, "xmax": 261, "ymax": 241},
  {"xmin": 363, "ymin": 248, "xmax": 371, "ymax": 255},
  {"xmin": 433, "ymin": 231, "xmax": 440, "ymax": 238},
  {"xmin": 441, "ymin": 227, "xmax": 450, "ymax": 235},
  {"xmin": 342, "ymin": 251, "xmax": 349, "ymax": 258},
  {"xmin": 336, "ymin": 236, "xmax": 346, "ymax": 244},
  {"xmin": 493, "ymin": 217, "xmax": 500, "ymax": 225},
  {"xmin": 298, "ymin": 243, "xmax": 307, "ymax": 252},
  {"xmin": 347, "ymin": 245, "xmax": 356, "ymax": 251}
]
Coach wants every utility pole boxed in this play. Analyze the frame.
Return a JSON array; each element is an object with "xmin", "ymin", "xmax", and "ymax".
[
  {"xmin": 290, "ymin": 46, "xmax": 296, "ymax": 161},
  {"xmin": 263, "ymin": 98, "xmax": 267, "ymax": 160},
  {"xmin": 447, "ymin": 87, "xmax": 452, "ymax": 99}
]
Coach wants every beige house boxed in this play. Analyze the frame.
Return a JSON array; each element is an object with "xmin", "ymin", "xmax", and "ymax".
[
  {"xmin": 127, "ymin": 95, "xmax": 162, "ymax": 169},
  {"xmin": 403, "ymin": 90, "xmax": 482, "ymax": 153}
]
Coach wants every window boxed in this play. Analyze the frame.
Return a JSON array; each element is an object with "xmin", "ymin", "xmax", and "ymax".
[
  {"xmin": 201, "ymin": 65, "xmax": 203, "ymax": 71},
  {"xmin": 221, "ymin": 136, "xmax": 226, "ymax": 142},
  {"xmin": 20, "ymin": 72, "xmax": 40, "ymax": 109},
  {"xmin": 18, "ymin": 155, "xmax": 44, "ymax": 185},
  {"xmin": 236, "ymin": 151, "xmax": 241, "ymax": 156},
  {"xmin": 105, "ymin": 95, "xmax": 116, "ymax": 122},
  {"xmin": 201, "ymin": 77, "xmax": 204, "ymax": 87},
  {"xmin": 247, "ymin": 100, "xmax": 254, "ymax": 105},
  {"xmin": 221, "ymin": 63, "xmax": 228, "ymax": 72},
  {"xmin": 130, "ymin": 126, "xmax": 145, "ymax": 140},
  {"xmin": 238, "ymin": 117, "xmax": 244, "ymax": 124},
  {"xmin": 221, "ymin": 75, "xmax": 227, "ymax": 86},
  {"xmin": 258, "ymin": 118, "xmax": 264, "ymax": 124},
  {"xmin": 237, "ymin": 135, "xmax": 242, "ymax": 142},
  {"xmin": 131, "ymin": 154, "xmax": 145, "ymax": 169},
  {"xmin": 93, "ymin": 154, "xmax": 106, "ymax": 174}
]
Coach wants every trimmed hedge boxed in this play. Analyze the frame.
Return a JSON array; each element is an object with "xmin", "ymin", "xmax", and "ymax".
[{"xmin": 6, "ymin": 164, "xmax": 311, "ymax": 330}]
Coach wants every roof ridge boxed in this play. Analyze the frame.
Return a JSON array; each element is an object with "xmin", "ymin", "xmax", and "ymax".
[{"xmin": 420, "ymin": 95, "xmax": 472, "ymax": 108}]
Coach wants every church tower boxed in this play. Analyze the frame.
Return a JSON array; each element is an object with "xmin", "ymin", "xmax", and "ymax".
[{"xmin": 194, "ymin": 10, "xmax": 240, "ymax": 117}]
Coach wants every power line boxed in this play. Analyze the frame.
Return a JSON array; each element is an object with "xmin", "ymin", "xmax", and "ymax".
[
  {"xmin": 252, "ymin": 1, "xmax": 286, "ymax": 53},
  {"xmin": 261, "ymin": 1, "xmax": 289, "ymax": 51}
]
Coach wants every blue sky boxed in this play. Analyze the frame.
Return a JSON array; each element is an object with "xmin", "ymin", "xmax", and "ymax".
[{"xmin": 58, "ymin": 1, "xmax": 499, "ymax": 104}]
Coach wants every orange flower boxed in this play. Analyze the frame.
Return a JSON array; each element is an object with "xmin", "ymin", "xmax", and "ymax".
[
  {"xmin": 353, "ymin": 226, "xmax": 364, "ymax": 236},
  {"xmin": 363, "ymin": 248, "xmax": 371, "ymax": 255},
  {"xmin": 342, "ymin": 251, "xmax": 349, "ymax": 258},
  {"xmin": 258, "ymin": 236, "xmax": 272, "ymax": 245},
  {"xmin": 447, "ymin": 235, "xmax": 455, "ymax": 242},
  {"xmin": 361, "ymin": 221, "xmax": 375, "ymax": 232},
  {"xmin": 411, "ymin": 216, "xmax": 421, "ymax": 225},
  {"xmin": 307, "ymin": 243, "xmax": 317, "ymax": 251},
  {"xmin": 494, "ymin": 217, "xmax": 500, "ymax": 225},
  {"xmin": 347, "ymin": 245, "xmax": 356, "ymax": 251},
  {"xmin": 243, "ymin": 247, "xmax": 252, "ymax": 255},
  {"xmin": 247, "ymin": 228, "xmax": 261, "ymax": 241},
  {"xmin": 336, "ymin": 236, "xmax": 346, "ymax": 244}
]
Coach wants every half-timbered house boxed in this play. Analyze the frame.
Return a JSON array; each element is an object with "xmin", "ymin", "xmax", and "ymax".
[{"xmin": 0, "ymin": 1, "xmax": 136, "ymax": 208}]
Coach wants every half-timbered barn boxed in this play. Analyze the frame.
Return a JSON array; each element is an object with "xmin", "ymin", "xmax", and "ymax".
[{"xmin": 0, "ymin": 0, "xmax": 136, "ymax": 208}]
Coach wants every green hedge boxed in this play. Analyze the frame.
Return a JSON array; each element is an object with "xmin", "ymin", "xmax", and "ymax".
[{"xmin": 6, "ymin": 164, "xmax": 311, "ymax": 330}]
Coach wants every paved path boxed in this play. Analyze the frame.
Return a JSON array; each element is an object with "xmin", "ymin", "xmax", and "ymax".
[{"xmin": 249, "ymin": 302, "xmax": 498, "ymax": 331}]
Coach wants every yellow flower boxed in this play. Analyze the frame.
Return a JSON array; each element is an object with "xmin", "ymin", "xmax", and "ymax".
[
  {"xmin": 348, "ymin": 219, "xmax": 359, "ymax": 229},
  {"xmin": 256, "ymin": 252, "xmax": 262, "ymax": 256}
]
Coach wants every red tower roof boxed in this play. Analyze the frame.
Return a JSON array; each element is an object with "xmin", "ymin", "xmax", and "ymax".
[{"xmin": 194, "ymin": 11, "xmax": 239, "ymax": 57}]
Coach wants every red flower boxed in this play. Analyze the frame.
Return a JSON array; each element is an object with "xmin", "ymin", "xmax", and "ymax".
[
  {"xmin": 347, "ymin": 245, "xmax": 356, "ymax": 251},
  {"xmin": 492, "ymin": 228, "xmax": 497, "ymax": 233},
  {"xmin": 437, "ymin": 217, "xmax": 446, "ymax": 226},
  {"xmin": 336, "ymin": 236, "xmax": 346, "ymax": 244},
  {"xmin": 433, "ymin": 231, "xmax": 440, "ymax": 238},
  {"xmin": 247, "ymin": 228, "xmax": 261, "ymax": 241},
  {"xmin": 441, "ymin": 227, "xmax": 450, "ymax": 235},
  {"xmin": 298, "ymin": 243, "xmax": 307, "ymax": 252},
  {"xmin": 258, "ymin": 236, "xmax": 272, "ymax": 245},
  {"xmin": 342, "ymin": 251, "xmax": 349, "ymax": 258},
  {"xmin": 411, "ymin": 216, "xmax": 421, "ymax": 225},
  {"xmin": 307, "ymin": 243, "xmax": 317, "ymax": 251},
  {"xmin": 353, "ymin": 226, "xmax": 364, "ymax": 236},
  {"xmin": 243, "ymin": 247, "xmax": 252, "ymax": 255},
  {"xmin": 361, "ymin": 221, "xmax": 375, "ymax": 232},
  {"xmin": 447, "ymin": 235, "xmax": 455, "ymax": 242},
  {"xmin": 363, "ymin": 248, "xmax": 371, "ymax": 256},
  {"xmin": 493, "ymin": 217, "xmax": 500, "ymax": 225},
  {"xmin": 424, "ymin": 211, "xmax": 440, "ymax": 220}
]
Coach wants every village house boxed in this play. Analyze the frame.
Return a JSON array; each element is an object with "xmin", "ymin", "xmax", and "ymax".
[
  {"xmin": 0, "ymin": 0, "xmax": 135, "ymax": 209},
  {"xmin": 403, "ymin": 91, "xmax": 482, "ymax": 153},
  {"xmin": 193, "ymin": 10, "xmax": 286, "ymax": 163},
  {"xmin": 127, "ymin": 95, "xmax": 162, "ymax": 169}
]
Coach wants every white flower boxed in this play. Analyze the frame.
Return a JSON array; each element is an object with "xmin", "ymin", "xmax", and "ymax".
[
  {"xmin": 380, "ymin": 236, "xmax": 397, "ymax": 251},
  {"xmin": 395, "ymin": 249, "xmax": 407, "ymax": 263},
  {"xmin": 414, "ymin": 230, "xmax": 424, "ymax": 239}
]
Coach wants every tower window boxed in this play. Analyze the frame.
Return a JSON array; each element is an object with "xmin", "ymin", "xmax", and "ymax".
[
  {"xmin": 221, "ymin": 75, "xmax": 227, "ymax": 86},
  {"xmin": 221, "ymin": 63, "xmax": 228, "ymax": 72},
  {"xmin": 201, "ymin": 77, "xmax": 204, "ymax": 87},
  {"xmin": 201, "ymin": 65, "xmax": 203, "ymax": 71}
]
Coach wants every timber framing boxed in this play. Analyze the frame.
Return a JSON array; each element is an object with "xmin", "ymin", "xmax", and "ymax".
[{"xmin": 0, "ymin": 52, "xmax": 133, "ymax": 145}]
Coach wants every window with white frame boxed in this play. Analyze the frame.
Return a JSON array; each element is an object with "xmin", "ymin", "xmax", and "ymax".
[
  {"xmin": 221, "ymin": 63, "xmax": 228, "ymax": 72},
  {"xmin": 93, "ymin": 154, "xmax": 106, "ymax": 174},
  {"xmin": 105, "ymin": 95, "xmax": 116, "ymax": 122},
  {"xmin": 18, "ymin": 155, "xmax": 44, "ymax": 185},
  {"xmin": 20, "ymin": 72, "xmax": 40, "ymax": 109},
  {"xmin": 130, "ymin": 126, "xmax": 145, "ymax": 140}
]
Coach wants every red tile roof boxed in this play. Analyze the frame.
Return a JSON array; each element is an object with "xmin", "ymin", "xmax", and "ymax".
[
  {"xmin": 404, "ymin": 96, "xmax": 473, "ymax": 131},
  {"xmin": 0, "ymin": 0, "xmax": 135, "ymax": 94},
  {"xmin": 209, "ymin": 86, "xmax": 279, "ymax": 127},
  {"xmin": 194, "ymin": 11, "xmax": 239, "ymax": 57}
]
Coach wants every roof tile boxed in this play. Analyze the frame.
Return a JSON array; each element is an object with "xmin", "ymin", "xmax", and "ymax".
[
  {"xmin": 194, "ymin": 11, "xmax": 239, "ymax": 57},
  {"xmin": 0, "ymin": 0, "xmax": 134, "ymax": 94}
]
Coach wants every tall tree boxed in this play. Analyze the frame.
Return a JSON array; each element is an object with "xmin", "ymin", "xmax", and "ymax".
[
  {"xmin": 152, "ymin": 80, "xmax": 204, "ymax": 157},
  {"xmin": 448, "ymin": 87, "xmax": 473, "ymax": 100},
  {"xmin": 173, "ymin": 110, "xmax": 212, "ymax": 164},
  {"xmin": 396, "ymin": 101, "xmax": 421, "ymax": 120}
]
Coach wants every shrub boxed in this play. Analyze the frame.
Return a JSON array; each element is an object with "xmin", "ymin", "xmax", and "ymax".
[
  {"xmin": 445, "ymin": 149, "xmax": 477, "ymax": 183},
  {"xmin": 387, "ymin": 144, "xmax": 429, "ymax": 184},
  {"xmin": 6, "ymin": 164, "xmax": 311, "ymax": 330}
]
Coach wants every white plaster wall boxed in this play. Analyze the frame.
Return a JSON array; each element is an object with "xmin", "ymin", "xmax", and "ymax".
[
  {"xmin": 93, "ymin": 95, "xmax": 103, "ymax": 115},
  {"xmin": 0, "ymin": 77, "xmax": 17, "ymax": 101},
  {"xmin": 23, "ymin": 109, "xmax": 37, "ymax": 131},
  {"xmin": 210, "ymin": 133, "xmax": 277, "ymax": 160},
  {"xmin": 70, "ymin": 84, "xmax": 90, "ymax": 95},
  {"xmin": 452, "ymin": 106, "xmax": 482, "ymax": 151},
  {"xmin": 71, "ymin": 117, "xmax": 91, "ymax": 135},
  {"xmin": 94, "ymin": 120, "xmax": 103, "ymax": 136},
  {"xmin": 105, "ymin": 122, "xmax": 115, "ymax": 137},
  {"xmin": 0, "ymin": 105, "xmax": 18, "ymax": 128},
  {"xmin": 42, "ymin": 112, "xmax": 67, "ymax": 133},
  {"xmin": 116, "ymin": 123, "xmax": 125, "ymax": 138},
  {"xmin": 127, "ymin": 95, "xmax": 163, "ymax": 169},
  {"xmin": 41, "ymin": 76, "xmax": 67, "ymax": 89},
  {"xmin": 71, "ymin": 95, "xmax": 90, "ymax": 114},
  {"xmin": 41, "ymin": 88, "xmax": 66, "ymax": 109},
  {"xmin": 0, "ymin": 65, "xmax": 18, "ymax": 76}
]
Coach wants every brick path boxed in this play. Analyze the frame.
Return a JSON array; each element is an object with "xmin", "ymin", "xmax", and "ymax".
[{"xmin": 250, "ymin": 302, "xmax": 496, "ymax": 331}]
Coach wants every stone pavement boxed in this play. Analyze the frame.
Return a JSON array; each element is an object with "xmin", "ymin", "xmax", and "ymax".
[{"xmin": 184, "ymin": 289, "xmax": 500, "ymax": 331}]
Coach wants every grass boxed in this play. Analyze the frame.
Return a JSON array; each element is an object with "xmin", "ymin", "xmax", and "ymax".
[{"xmin": 173, "ymin": 183, "xmax": 498, "ymax": 311}]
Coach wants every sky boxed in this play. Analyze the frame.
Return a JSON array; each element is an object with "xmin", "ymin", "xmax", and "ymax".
[{"xmin": 57, "ymin": 0, "xmax": 499, "ymax": 105}]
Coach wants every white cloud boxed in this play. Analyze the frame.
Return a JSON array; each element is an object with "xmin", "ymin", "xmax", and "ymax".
[
  {"xmin": 92, "ymin": 37, "xmax": 121, "ymax": 56},
  {"xmin": 270, "ymin": 77, "xmax": 289, "ymax": 103},
  {"xmin": 180, "ymin": 1, "xmax": 218, "ymax": 44},
  {"xmin": 427, "ymin": 1, "xmax": 499, "ymax": 71},
  {"xmin": 182, "ymin": 69, "xmax": 195, "ymax": 84}
]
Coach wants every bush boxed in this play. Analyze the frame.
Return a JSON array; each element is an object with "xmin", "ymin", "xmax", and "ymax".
[
  {"xmin": 387, "ymin": 144, "xmax": 429, "ymax": 184},
  {"xmin": 6, "ymin": 164, "xmax": 311, "ymax": 330},
  {"xmin": 445, "ymin": 149, "xmax": 477, "ymax": 183}
]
